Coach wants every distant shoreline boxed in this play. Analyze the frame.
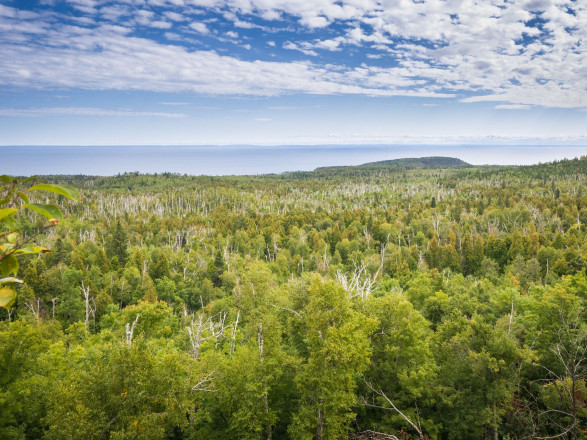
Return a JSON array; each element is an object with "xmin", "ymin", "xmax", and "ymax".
[{"xmin": 2, "ymin": 144, "xmax": 586, "ymax": 176}]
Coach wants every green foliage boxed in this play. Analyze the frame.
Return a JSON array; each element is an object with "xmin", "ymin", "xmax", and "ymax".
[
  {"xmin": 106, "ymin": 220, "xmax": 128, "ymax": 266},
  {"xmin": 43, "ymin": 339, "xmax": 194, "ymax": 440},
  {"xmin": 0, "ymin": 176, "xmax": 78, "ymax": 309},
  {"xmin": 1, "ymin": 157, "xmax": 587, "ymax": 439},
  {"xmin": 289, "ymin": 278, "xmax": 376, "ymax": 440},
  {"xmin": 363, "ymin": 292, "xmax": 441, "ymax": 437}
]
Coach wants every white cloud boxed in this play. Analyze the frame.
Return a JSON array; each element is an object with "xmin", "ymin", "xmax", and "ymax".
[
  {"xmin": 164, "ymin": 32, "xmax": 182, "ymax": 40},
  {"xmin": 0, "ymin": 107, "xmax": 187, "ymax": 118},
  {"xmin": 261, "ymin": 9, "xmax": 281, "ymax": 21},
  {"xmin": 66, "ymin": 0, "xmax": 98, "ymax": 14},
  {"xmin": 0, "ymin": 21, "xmax": 454, "ymax": 98},
  {"xmin": 300, "ymin": 15, "xmax": 329, "ymax": 28},
  {"xmin": 232, "ymin": 19, "xmax": 264, "ymax": 29},
  {"xmin": 1, "ymin": 0, "xmax": 586, "ymax": 108},
  {"xmin": 495, "ymin": 104, "xmax": 532, "ymax": 110},
  {"xmin": 164, "ymin": 11, "xmax": 186, "ymax": 21},
  {"xmin": 151, "ymin": 20, "xmax": 172, "ymax": 29},
  {"xmin": 283, "ymin": 41, "xmax": 318, "ymax": 56},
  {"xmin": 99, "ymin": 5, "xmax": 130, "ymax": 21},
  {"xmin": 134, "ymin": 9, "xmax": 155, "ymax": 26},
  {"xmin": 202, "ymin": 0, "xmax": 587, "ymax": 107},
  {"xmin": 189, "ymin": 22, "xmax": 209, "ymax": 34}
]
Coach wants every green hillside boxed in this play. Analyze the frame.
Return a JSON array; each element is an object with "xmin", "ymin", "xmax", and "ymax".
[{"xmin": 314, "ymin": 156, "xmax": 471, "ymax": 172}]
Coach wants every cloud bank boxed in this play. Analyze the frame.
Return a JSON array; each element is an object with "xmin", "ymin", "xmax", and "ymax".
[{"xmin": 0, "ymin": 0, "xmax": 585, "ymax": 107}]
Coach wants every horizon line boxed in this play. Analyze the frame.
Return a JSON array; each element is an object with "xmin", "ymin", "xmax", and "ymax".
[{"xmin": 3, "ymin": 143, "xmax": 587, "ymax": 148}]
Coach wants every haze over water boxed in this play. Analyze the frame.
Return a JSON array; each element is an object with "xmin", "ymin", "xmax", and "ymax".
[{"xmin": 2, "ymin": 145, "xmax": 586, "ymax": 176}]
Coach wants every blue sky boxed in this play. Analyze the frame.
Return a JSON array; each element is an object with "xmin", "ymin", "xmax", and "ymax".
[{"xmin": 1, "ymin": 0, "xmax": 586, "ymax": 146}]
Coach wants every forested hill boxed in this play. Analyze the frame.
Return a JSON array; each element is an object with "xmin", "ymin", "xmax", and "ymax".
[
  {"xmin": 1, "ymin": 155, "xmax": 586, "ymax": 440},
  {"xmin": 314, "ymin": 156, "xmax": 471, "ymax": 172}
]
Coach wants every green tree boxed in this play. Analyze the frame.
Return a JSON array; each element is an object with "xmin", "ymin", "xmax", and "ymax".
[
  {"xmin": 289, "ymin": 277, "xmax": 376, "ymax": 440},
  {"xmin": 227, "ymin": 261, "xmax": 290, "ymax": 439},
  {"xmin": 106, "ymin": 220, "xmax": 128, "ymax": 266},
  {"xmin": 44, "ymin": 338, "xmax": 194, "ymax": 440},
  {"xmin": 361, "ymin": 292, "xmax": 440, "ymax": 438}
]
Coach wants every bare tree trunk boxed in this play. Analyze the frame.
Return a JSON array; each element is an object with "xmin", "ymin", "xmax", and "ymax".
[
  {"xmin": 51, "ymin": 297, "xmax": 58, "ymax": 320},
  {"xmin": 187, "ymin": 311, "xmax": 227, "ymax": 359},
  {"xmin": 25, "ymin": 298, "xmax": 41, "ymax": 321},
  {"xmin": 316, "ymin": 405, "xmax": 324, "ymax": 440},
  {"xmin": 125, "ymin": 313, "xmax": 140, "ymax": 346},
  {"xmin": 81, "ymin": 280, "xmax": 93, "ymax": 333},
  {"xmin": 229, "ymin": 311, "xmax": 239, "ymax": 356}
]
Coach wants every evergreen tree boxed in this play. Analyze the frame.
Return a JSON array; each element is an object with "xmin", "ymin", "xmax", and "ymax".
[{"xmin": 107, "ymin": 220, "xmax": 128, "ymax": 266}]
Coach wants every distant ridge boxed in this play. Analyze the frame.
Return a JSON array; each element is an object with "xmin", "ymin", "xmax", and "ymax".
[{"xmin": 314, "ymin": 156, "xmax": 471, "ymax": 172}]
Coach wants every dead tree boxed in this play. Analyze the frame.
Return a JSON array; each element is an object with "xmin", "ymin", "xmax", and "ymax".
[
  {"xmin": 51, "ymin": 297, "xmax": 58, "ymax": 320},
  {"xmin": 81, "ymin": 280, "xmax": 95, "ymax": 334},
  {"xmin": 192, "ymin": 370, "xmax": 217, "ymax": 392},
  {"xmin": 229, "ymin": 310, "xmax": 240, "ymax": 356},
  {"xmin": 186, "ymin": 311, "xmax": 228, "ymax": 359},
  {"xmin": 349, "ymin": 431, "xmax": 399, "ymax": 440},
  {"xmin": 25, "ymin": 297, "xmax": 42, "ymax": 321},
  {"xmin": 125, "ymin": 313, "xmax": 140, "ymax": 346},
  {"xmin": 336, "ymin": 258, "xmax": 382, "ymax": 301},
  {"xmin": 361, "ymin": 379, "xmax": 425, "ymax": 440}
]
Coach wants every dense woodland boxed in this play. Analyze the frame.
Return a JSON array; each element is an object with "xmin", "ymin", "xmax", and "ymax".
[{"xmin": 1, "ymin": 156, "xmax": 586, "ymax": 440}]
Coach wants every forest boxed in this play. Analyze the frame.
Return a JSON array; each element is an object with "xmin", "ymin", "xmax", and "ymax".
[{"xmin": 1, "ymin": 156, "xmax": 586, "ymax": 440}]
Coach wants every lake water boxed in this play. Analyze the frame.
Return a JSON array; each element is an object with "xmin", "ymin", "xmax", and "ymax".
[{"xmin": 1, "ymin": 145, "xmax": 586, "ymax": 176}]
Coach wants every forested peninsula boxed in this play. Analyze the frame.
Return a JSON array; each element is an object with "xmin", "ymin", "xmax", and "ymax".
[{"xmin": 1, "ymin": 156, "xmax": 586, "ymax": 440}]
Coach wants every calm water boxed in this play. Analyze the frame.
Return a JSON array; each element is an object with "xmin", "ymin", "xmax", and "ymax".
[{"xmin": 1, "ymin": 145, "xmax": 586, "ymax": 176}]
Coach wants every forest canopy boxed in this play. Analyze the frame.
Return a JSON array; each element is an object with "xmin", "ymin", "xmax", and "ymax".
[{"xmin": 1, "ymin": 156, "xmax": 586, "ymax": 440}]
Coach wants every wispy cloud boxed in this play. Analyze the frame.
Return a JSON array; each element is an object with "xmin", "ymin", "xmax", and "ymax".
[
  {"xmin": 495, "ymin": 104, "xmax": 532, "ymax": 110},
  {"xmin": 0, "ymin": 18, "xmax": 453, "ymax": 98},
  {"xmin": 189, "ymin": 22, "xmax": 209, "ymax": 34},
  {"xmin": 283, "ymin": 41, "xmax": 318, "ymax": 56},
  {"xmin": 282, "ymin": 133, "xmax": 587, "ymax": 146},
  {"xmin": 0, "ymin": 107, "xmax": 188, "ymax": 118},
  {"xmin": 0, "ymin": 1, "xmax": 586, "ymax": 108}
]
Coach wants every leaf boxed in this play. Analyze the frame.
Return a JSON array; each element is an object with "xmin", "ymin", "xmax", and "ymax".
[
  {"xmin": 23, "ymin": 203, "xmax": 63, "ymax": 220},
  {"xmin": 22, "ymin": 176, "xmax": 38, "ymax": 184},
  {"xmin": 0, "ymin": 208, "xmax": 17, "ymax": 221},
  {"xmin": 0, "ymin": 287, "xmax": 16, "ymax": 309},
  {"xmin": 17, "ymin": 192, "xmax": 30, "ymax": 204},
  {"xmin": 28, "ymin": 183, "xmax": 80, "ymax": 201},
  {"xmin": 16, "ymin": 246, "xmax": 50, "ymax": 255},
  {"xmin": 1, "ymin": 243, "xmax": 15, "ymax": 251},
  {"xmin": 0, "ymin": 216, "xmax": 17, "ymax": 231},
  {"xmin": 0, "ymin": 175, "xmax": 13, "ymax": 184},
  {"xmin": 0, "ymin": 254, "xmax": 19, "ymax": 277}
]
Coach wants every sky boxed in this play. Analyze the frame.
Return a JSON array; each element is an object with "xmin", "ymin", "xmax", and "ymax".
[{"xmin": 1, "ymin": 0, "xmax": 587, "ymax": 146}]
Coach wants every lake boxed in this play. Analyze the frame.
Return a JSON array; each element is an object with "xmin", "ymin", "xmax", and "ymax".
[{"xmin": 1, "ymin": 145, "xmax": 586, "ymax": 176}]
